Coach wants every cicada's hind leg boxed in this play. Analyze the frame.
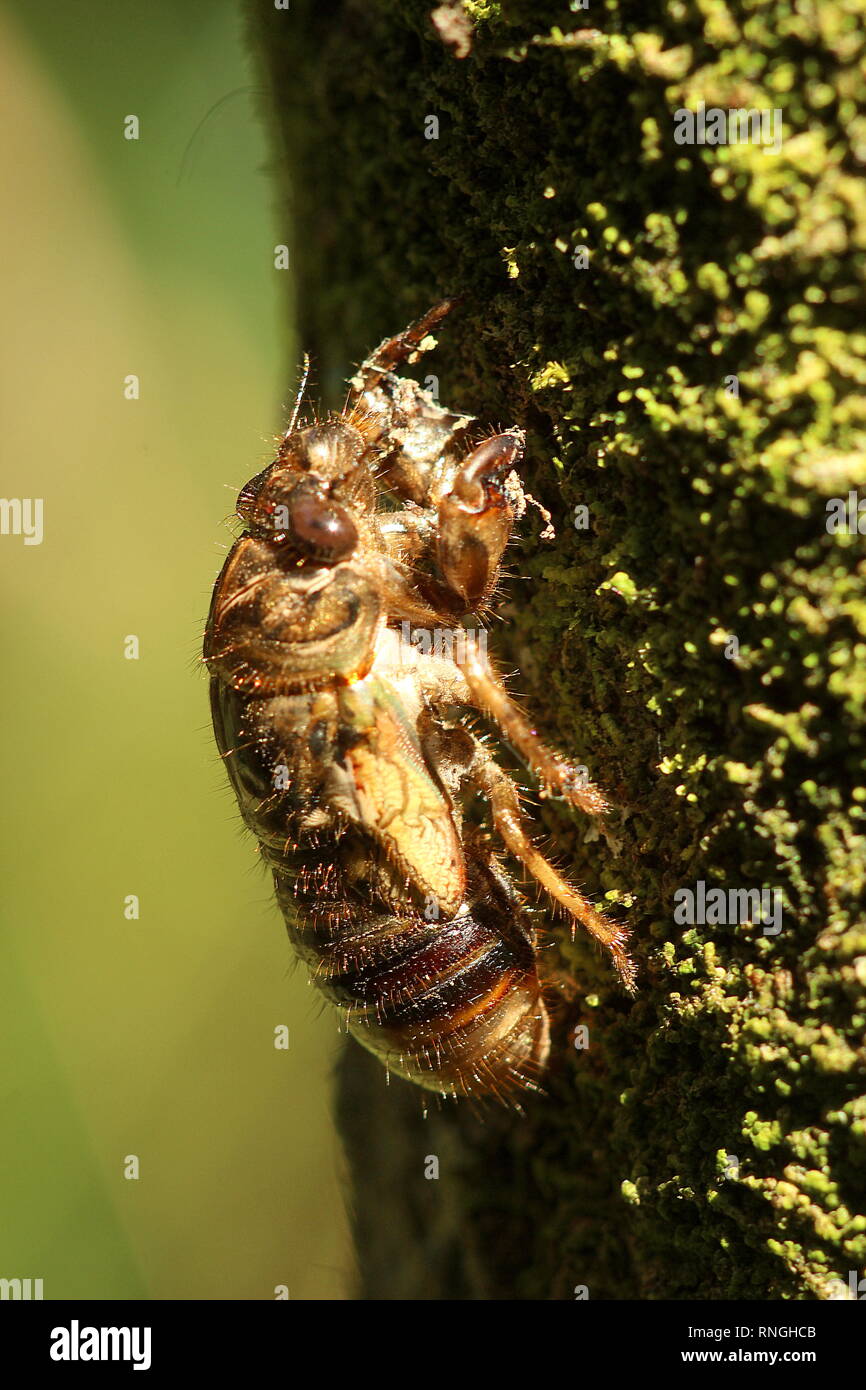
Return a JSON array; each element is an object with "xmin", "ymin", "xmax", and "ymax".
[{"xmin": 465, "ymin": 737, "xmax": 636, "ymax": 993}]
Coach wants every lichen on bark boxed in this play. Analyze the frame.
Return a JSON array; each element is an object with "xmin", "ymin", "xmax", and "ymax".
[{"xmin": 250, "ymin": 0, "xmax": 866, "ymax": 1299}]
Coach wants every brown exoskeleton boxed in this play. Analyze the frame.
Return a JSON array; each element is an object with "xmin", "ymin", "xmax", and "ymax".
[{"xmin": 204, "ymin": 301, "xmax": 634, "ymax": 1103}]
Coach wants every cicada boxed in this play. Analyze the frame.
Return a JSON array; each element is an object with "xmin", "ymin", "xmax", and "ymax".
[{"xmin": 204, "ymin": 302, "xmax": 634, "ymax": 1102}]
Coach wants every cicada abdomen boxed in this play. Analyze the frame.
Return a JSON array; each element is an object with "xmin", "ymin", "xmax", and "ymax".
[{"xmin": 206, "ymin": 639, "xmax": 551, "ymax": 1100}]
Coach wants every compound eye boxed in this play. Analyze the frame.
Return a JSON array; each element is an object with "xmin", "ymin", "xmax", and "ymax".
[{"xmin": 289, "ymin": 490, "xmax": 358, "ymax": 560}]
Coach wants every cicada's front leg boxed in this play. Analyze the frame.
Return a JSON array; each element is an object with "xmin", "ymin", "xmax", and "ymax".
[
  {"xmin": 434, "ymin": 431, "xmax": 524, "ymax": 611},
  {"xmin": 376, "ymin": 430, "xmax": 525, "ymax": 617}
]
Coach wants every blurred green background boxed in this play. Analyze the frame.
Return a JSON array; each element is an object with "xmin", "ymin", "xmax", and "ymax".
[{"xmin": 0, "ymin": 0, "xmax": 350, "ymax": 1298}]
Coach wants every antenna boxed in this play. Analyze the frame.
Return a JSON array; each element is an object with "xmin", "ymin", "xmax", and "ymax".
[{"xmin": 281, "ymin": 352, "xmax": 311, "ymax": 453}]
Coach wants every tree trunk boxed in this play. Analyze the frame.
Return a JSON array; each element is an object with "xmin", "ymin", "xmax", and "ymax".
[{"xmin": 249, "ymin": 0, "xmax": 866, "ymax": 1300}]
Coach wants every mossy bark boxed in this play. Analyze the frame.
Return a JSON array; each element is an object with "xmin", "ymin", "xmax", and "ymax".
[{"xmin": 249, "ymin": 0, "xmax": 866, "ymax": 1300}]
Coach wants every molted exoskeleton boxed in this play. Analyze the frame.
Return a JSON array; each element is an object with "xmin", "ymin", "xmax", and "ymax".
[{"xmin": 204, "ymin": 302, "xmax": 634, "ymax": 1102}]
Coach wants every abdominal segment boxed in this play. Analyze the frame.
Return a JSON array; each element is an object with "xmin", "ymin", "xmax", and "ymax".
[
  {"xmin": 275, "ymin": 859, "xmax": 551, "ymax": 1100},
  {"xmin": 211, "ymin": 674, "xmax": 550, "ymax": 1099}
]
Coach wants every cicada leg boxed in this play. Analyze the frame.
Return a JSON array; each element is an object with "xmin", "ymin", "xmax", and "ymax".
[
  {"xmin": 466, "ymin": 741, "xmax": 636, "ymax": 994},
  {"xmin": 453, "ymin": 641, "xmax": 610, "ymax": 816},
  {"xmin": 349, "ymin": 297, "xmax": 461, "ymax": 398}
]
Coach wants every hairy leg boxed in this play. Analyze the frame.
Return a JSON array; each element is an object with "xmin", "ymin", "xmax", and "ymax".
[
  {"xmin": 454, "ymin": 642, "xmax": 610, "ymax": 816},
  {"xmin": 349, "ymin": 298, "xmax": 461, "ymax": 397},
  {"xmin": 467, "ymin": 741, "xmax": 636, "ymax": 993}
]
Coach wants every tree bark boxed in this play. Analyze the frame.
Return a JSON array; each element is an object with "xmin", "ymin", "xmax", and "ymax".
[{"xmin": 249, "ymin": 0, "xmax": 866, "ymax": 1300}]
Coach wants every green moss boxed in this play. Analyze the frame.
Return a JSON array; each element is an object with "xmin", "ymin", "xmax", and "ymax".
[{"xmin": 251, "ymin": 0, "xmax": 866, "ymax": 1300}]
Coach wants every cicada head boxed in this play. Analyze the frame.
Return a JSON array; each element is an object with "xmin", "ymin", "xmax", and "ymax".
[{"xmin": 238, "ymin": 420, "xmax": 375, "ymax": 561}]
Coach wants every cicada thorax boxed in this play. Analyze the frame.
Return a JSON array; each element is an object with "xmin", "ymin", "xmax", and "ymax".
[
  {"xmin": 205, "ymin": 541, "xmax": 384, "ymax": 695},
  {"xmin": 349, "ymin": 370, "xmax": 474, "ymax": 506}
]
